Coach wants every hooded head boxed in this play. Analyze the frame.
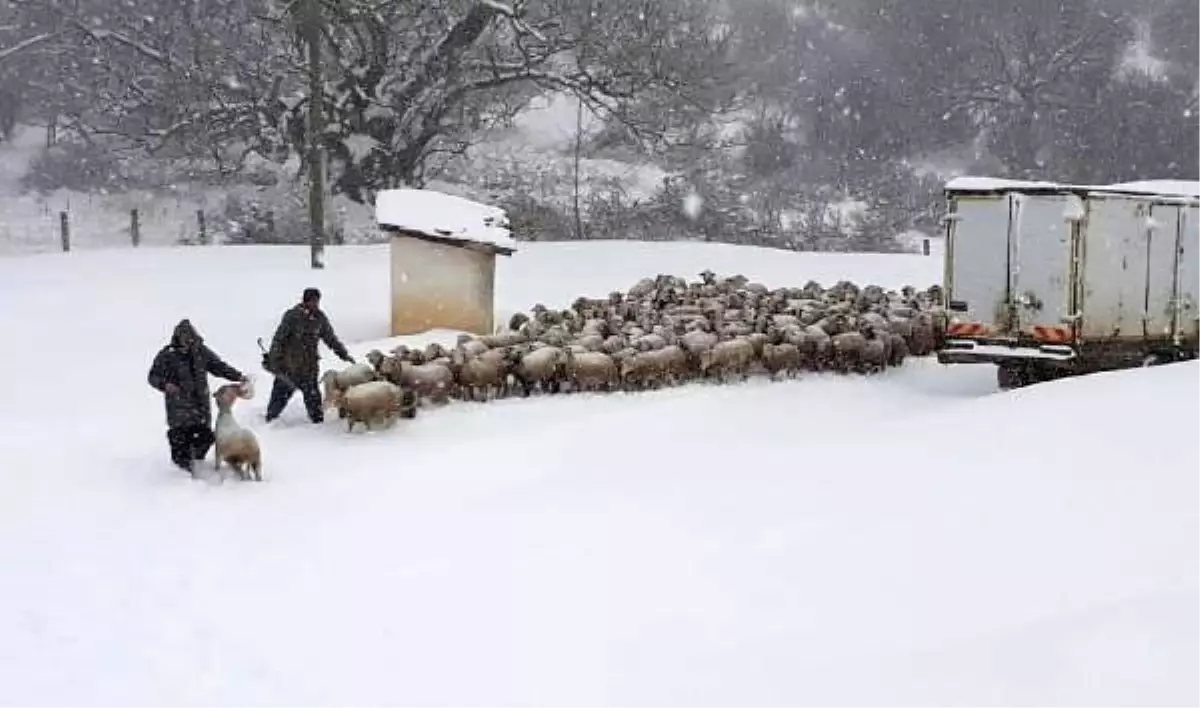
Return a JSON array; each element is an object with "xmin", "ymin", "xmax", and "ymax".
[
  {"xmin": 301, "ymin": 287, "xmax": 322, "ymax": 313},
  {"xmin": 171, "ymin": 319, "xmax": 202, "ymax": 350}
]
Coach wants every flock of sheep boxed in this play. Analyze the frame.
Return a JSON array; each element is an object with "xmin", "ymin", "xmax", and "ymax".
[{"xmin": 319, "ymin": 270, "xmax": 949, "ymax": 431}]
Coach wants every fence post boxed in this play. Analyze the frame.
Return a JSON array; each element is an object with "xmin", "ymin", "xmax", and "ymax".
[
  {"xmin": 130, "ymin": 208, "xmax": 140, "ymax": 247},
  {"xmin": 922, "ymin": 238, "xmax": 930, "ymax": 256},
  {"xmin": 197, "ymin": 209, "xmax": 208, "ymax": 245},
  {"xmin": 59, "ymin": 211, "xmax": 70, "ymax": 252},
  {"xmin": 266, "ymin": 210, "xmax": 276, "ymax": 241}
]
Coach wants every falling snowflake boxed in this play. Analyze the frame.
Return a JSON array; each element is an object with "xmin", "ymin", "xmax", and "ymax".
[{"xmin": 682, "ymin": 192, "xmax": 703, "ymax": 221}]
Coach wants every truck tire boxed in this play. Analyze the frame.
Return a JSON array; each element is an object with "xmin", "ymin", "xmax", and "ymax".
[{"xmin": 997, "ymin": 364, "xmax": 1025, "ymax": 390}]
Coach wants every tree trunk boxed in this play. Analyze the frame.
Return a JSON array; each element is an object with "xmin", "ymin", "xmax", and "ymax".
[
  {"xmin": 304, "ymin": 0, "xmax": 326, "ymax": 269},
  {"xmin": 573, "ymin": 96, "xmax": 584, "ymax": 240}
]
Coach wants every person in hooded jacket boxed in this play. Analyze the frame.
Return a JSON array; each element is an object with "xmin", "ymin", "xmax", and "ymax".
[{"xmin": 147, "ymin": 319, "xmax": 247, "ymax": 474}]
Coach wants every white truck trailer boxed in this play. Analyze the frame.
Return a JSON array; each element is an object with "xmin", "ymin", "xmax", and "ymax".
[{"xmin": 936, "ymin": 177, "xmax": 1199, "ymax": 389}]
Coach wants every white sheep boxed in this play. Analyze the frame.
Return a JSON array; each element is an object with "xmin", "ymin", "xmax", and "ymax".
[
  {"xmin": 449, "ymin": 348, "xmax": 510, "ymax": 401},
  {"xmin": 338, "ymin": 380, "xmax": 410, "ymax": 432},
  {"xmin": 320, "ymin": 361, "xmax": 378, "ymax": 412},
  {"xmin": 397, "ymin": 360, "xmax": 456, "ymax": 405},
  {"xmin": 212, "ymin": 382, "xmax": 262, "ymax": 481}
]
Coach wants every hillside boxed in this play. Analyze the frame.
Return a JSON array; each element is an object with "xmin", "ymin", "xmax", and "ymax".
[{"xmin": 0, "ymin": 240, "xmax": 1195, "ymax": 705}]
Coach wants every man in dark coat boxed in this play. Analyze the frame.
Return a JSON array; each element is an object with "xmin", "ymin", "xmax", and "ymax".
[
  {"xmin": 147, "ymin": 319, "xmax": 246, "ymax": 474},
  {"xmin": 264, "ymin": 287, "xmax": 355, "ymax": 424}
]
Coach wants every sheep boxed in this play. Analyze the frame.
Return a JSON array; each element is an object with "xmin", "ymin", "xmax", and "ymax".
[
  {"xmin": 761, "ymin": 342, "xmax": 802, "ymax": 379},
  {"xmin": 212, "ymin": 382, "xmax": 262, "ymax": 481},
  {"xmin": 746, "ymin": 332, "xmax": 770, "ymax": 359},
  {"xmin": 651, "ymin": 345, "xmax": 691, "ymax": 386},
  {"xmin": 481, "ymin": 329, "xmax": 527, "ymax": 348},
  {"xmin": 320, "ymin": 361, "xmax": 378, "ymax": 412},
  {"xmin": 580, "ymin": 318, "xmax": 610, "ymax": 337},
  {"xmin": 628, "ymin": 277, "xmax": 657, "ymax": 299},
  {"xmin": 698, "ymin": 337, "xmax": 755, "ymax": 383},
  {"xmin": 563, "ymin": 349, "xmax": 620, "ymax": 393},
  {"xmin": 860, "ymin": 336, "xmax": 889, "ymax": 374},
  {"xmin": 508, "ymin": 346, "xmax": 565, "ymax": 397},
  {"xmin": 423, "ymin": 342, "xmax": 449, "ymax": 362},
  {"xmin": 397, "ymin": 360, "xmax": 456, "ymax": 405},
  {"xmin": 831, "ymin": 331, "xmax": 867, "ymax": 373},
  {"xmin": 679, "ymin": 329, "xmax": 718, "ymax": 355},
  {"xmin": 632, "ymin": 332, "xmax": 668, "ymax": 351},
  {"xmin": 456, "ymin": 335, "xmax": 490, "ymax": 358},
  {"xmin": 447, "ymin": 349, "xmax": 510, "ymax": 402},
  {"xmin": 337, "ymin": 380, "xmax": 411, "ymax": 432},
  {"xmin": 620, "ymin": 345, "xmax": 688, "ymax": 390},
  {"xmin": 887, "ymin": 332, "xmax": 909, "ymax": 367},
  {"xmin": 538, "ymin": 326, "xmax": 572, "ymax": 348},
  {"xmin": 324, "ymin": 273, "xmax": 946, "ymax": 418},
  {"xmin": 908, "ymin": 311, "xmax": 938, "ymax": 356},
  {"xmin": 575, "ymin": 333, "xmax": 606, "ymax": 352},
  {"xmin": 508, "ymin": 312, "xmax": 530, "ymax": 332}
]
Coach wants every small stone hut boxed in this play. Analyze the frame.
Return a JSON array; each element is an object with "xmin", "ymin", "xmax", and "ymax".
[{"xmin": 375, "ymin": 188, "xmax": 517, "ymax": 336}]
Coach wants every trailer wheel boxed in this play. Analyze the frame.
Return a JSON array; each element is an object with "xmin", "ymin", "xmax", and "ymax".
[{"xmin": 997, "ymin": 364, "xmax": 1025, "ymax": 390}]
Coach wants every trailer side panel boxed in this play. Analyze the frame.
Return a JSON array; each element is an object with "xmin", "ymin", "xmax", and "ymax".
[
  {"xmin": 1178, "ymin": 205, "xmax": 1200, "ymax": 347},
  {"xmin": 1080, "ymin": 196, "xmax": 1146, "ymax": 340},
  {"xmin": 1146, "ymin": 203, "xmax": 1181, "ymax": 341}
]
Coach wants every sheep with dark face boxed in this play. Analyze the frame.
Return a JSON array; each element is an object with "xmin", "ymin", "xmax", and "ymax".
[
  {"xmin": 508, "ymin": 346, "xmax": 565, "ymax": 397},
  {"xmin": 448, "ymin": 348, "xmax": 511, "ymax": 402},
  {"xmin": 508, "ymin": 312, "xmax": 530, "ymax": 332}
]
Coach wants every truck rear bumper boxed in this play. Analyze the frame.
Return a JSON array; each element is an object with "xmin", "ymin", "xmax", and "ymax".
[{"xmin": 937, "ymin": 338, "xmax": 1077, "ymax": 367}]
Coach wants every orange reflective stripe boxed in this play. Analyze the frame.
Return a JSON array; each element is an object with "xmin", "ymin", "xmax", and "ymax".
[
  {"xmin": 1030, "ymin": 325, "xmax": 1071, "ymax": 343},
  {"xmin": 948, "ymin": 322, "xmax": 989, "ymax": 337}
]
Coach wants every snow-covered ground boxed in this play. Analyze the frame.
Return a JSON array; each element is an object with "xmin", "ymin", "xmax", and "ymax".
[{"xmin": 0, "ymin": 240, "xmax": 1195, "ymax": 706}]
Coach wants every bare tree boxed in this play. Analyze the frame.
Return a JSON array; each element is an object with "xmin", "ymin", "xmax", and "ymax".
[
  {"xmin": 265, "ymin": 0, "xmax": 736, "ymax": 202},
  {"xmin": 838, "ymin": 0, "xmax": 1133, "ymax": 177}
]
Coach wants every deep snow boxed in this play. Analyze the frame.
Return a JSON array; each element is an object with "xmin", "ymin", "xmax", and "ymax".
[{"xmin": 0, "ymin": 240, "xmax": 1195, "ymax": 706}]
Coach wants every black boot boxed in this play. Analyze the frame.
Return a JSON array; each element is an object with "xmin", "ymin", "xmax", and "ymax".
[{"xmin": 167, "ymin": 427, "xmax": 195, "ymax": 474}]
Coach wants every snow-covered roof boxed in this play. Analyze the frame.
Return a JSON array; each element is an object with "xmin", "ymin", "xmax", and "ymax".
[
  {"xmin": 375, "ymin": 188, "xmax": 517, "ymax": 254},
  {"xmin": 1098, "ymin": 180, "xmax": 1200, "ymax": 199},
  {"xmin": 945, "ymin": 176, "xmax": 1200, "ymax": 202},
  {"xmin": 943, "ymin": 177, "xmax": 1063, "ymax": 193}
]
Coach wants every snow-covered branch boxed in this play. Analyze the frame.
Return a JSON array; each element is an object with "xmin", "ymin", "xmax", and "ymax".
[{"xmin": 0, "ymin": 31, "xmax": 57, "ymax": 64}]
